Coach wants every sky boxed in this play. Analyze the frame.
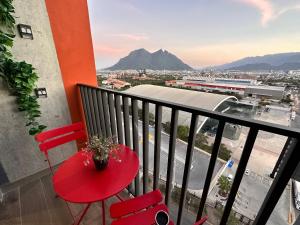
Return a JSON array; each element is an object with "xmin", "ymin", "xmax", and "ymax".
[{"xmin": 87, "ymin": 0, "xmax": 300, "ymax": 69}]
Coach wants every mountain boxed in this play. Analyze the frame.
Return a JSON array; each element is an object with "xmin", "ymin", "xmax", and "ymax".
[
  {"xmin": 216, "ymin": 52, "xmax": 300, "ymax": 71},
  {"xmin": 106, "ymin": 48, "xmax": 193, "ymax": 71}
]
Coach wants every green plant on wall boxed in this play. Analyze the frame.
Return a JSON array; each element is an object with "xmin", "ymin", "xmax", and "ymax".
[
  {"xmin": 0, "ymin": 0, "xmax": 46, "ymax": 135},
  {"xmin": 0, "ymin": 0, "xmax": 15, "ymax": 29}
]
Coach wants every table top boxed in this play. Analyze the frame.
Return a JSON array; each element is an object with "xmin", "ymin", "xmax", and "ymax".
[{"xmin": 53, "ymin": 145, "xmax": 139, "ymax": 203}]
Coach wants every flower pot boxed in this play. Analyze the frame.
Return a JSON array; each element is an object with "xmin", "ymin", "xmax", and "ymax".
[{"xmin": 93, "ymin": 157, "xmax": 109, "ymax": 170}]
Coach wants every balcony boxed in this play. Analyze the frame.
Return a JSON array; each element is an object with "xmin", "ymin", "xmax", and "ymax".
[
  {"xmin": 1, "ymin": 84, "xmax": 299, "ymax": 225},
  {"xmin": 78, "ymin": 84, "xmax": 300, "ymax": 225}
]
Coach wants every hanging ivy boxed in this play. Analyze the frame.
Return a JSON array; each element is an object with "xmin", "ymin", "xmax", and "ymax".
[{"xmin": 0, "ymin": 0, "xmax": 46, "ymax": 135}]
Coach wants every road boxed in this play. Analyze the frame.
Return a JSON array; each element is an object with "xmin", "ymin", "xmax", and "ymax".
[{"xmin": 133, "ymin": 120, "xmax": 223, "ymax": 190}]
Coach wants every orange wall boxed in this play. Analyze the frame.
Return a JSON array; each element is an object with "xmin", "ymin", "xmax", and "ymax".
[{"xmin": 45, "ymin": 0, "xmax": 97, "ymax": 123}]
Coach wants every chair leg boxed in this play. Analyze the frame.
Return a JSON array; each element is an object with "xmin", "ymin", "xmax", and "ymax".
[
  {"xmin": 73, "ymin": 203, "xmax": 91, "ymax": 225},
  {"xmin": 102, "ymin": 201, "xmax": 106, "ymax": 225},
  {"xmin": 64, "ymin": 201, "xmax": 75, "ymax": 223},
  {"xmin": 116, "ymin": 194, "xmax": 124, "ymax": 201}
]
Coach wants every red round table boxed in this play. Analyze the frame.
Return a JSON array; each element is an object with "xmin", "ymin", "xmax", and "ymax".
[{"xmin": 53, "ymin": 145, "xmax": 139, "ymax": 225}]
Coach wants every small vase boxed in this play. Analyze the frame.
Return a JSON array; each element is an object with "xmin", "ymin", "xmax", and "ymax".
[{"xmin": 93, "ymin": 156, "xmax": 109, "ymax": 170}]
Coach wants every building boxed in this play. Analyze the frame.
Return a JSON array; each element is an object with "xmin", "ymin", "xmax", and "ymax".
[
  {"xmin": 102, "ymin": 78, "xmax": 131, "ymax": 89},
  {"xmin": 166, "ymin": 77, "xmax": 286, "ymax": 99},
  {"xmin": 244, "ymin": 86, "xmax": 286, "ymax": 100},
  {"xmin": 126, "ymin": 85, "xmax": 238, "ymax": 133}
]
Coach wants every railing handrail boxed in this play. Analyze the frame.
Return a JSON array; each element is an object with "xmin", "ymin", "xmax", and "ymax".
[{"xmin": 77, "ymin": 83, "xmax": 300, "ymax": 138}]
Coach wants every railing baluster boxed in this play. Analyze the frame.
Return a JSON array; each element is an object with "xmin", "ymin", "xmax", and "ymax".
[
  {"xmin": 219, "ymin": 127, "xmax": 258, "ymax": 225},
  {"xmin": 197, "ymin": 120, "xmax": 225, "ymax": 220},
  {"xmin": 132, "ymin": 99, "xmax": 140, "ymax": 196},
  {"xmin": 253, "ymin": 138, "xmax": 299, "ymax": 225},
  {"xmin": 91, "ymin": 89, "xmax": 102, "ymax": 137},
  {"xmin": 165, "ymin": 109, "xmax": 179, "ymax": 206},
  {"xmin": 108, "ymin": 93, "xmax": 117, "ymax": 139},
  {"xmin": 177, "ymin": 114, "xmax": 199, "ymax": 225},
  {"xmin": 123, "ymin": 96, "xmax": 133, "ymax": 194},
  {"xmin": 79, "ymin": 86, "xmax": 92, "ymax": 135},
  {"xmin": 83, "ymin": 86, "xmax": 94, "ymax": 136},
  {"xmin": 96, "ymin": 90, "xmax": 107, "ymax": 138},
  {"xmin": 142, "ymin": 101, "xmax": 149, "ymax": 194},
  {"xmin": 102, "ymin": 91, "xmax": 112, "ymax": 137},
  {"xmin": 270, "ymin": 137, "xmax": 292, "ymax": 178},
  {"xmin": 87, "ymin": 88, "xmax": 98, "ymax": 136},
  {"xmin": 115, "ymin": 95, "xmax": 124, "ymax": 144},
  {"xmin": 153, "ymin": 105, "xmax": 162, "ymax": 190},
  {"xmin": 123, "ymin": 96, "xmax": 131, "ymax": 148}
]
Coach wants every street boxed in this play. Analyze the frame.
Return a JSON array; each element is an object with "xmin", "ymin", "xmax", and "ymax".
[{"xmin": 133, "ymin": 120, "xmax": 224, "ymax": 190}]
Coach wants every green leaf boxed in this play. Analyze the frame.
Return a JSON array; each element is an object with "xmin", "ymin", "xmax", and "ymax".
[
  {"xmin": 1, "ymin": 0, "xmax": 46, "ymax": 138},
  {"xmin": 29, "ymin": 127, "xmax": 39, "ymax": 135},
  {"xmin": 38, "ymin": 125, "xmax": 47, "ymax": 131}
]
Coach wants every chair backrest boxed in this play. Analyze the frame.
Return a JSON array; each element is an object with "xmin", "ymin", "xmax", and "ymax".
[
  {"xmin": 193, "ymin": 215, "xmax": 208, "ymax": 225},
  {"xmin": 35, "ymin": 122, "xmax": 87, "ymax": 154}
]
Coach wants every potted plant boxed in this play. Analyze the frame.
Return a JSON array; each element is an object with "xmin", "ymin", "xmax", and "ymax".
[
  {"xmin": 84, "ymin": 136, "xmax": 119, "ymax": 170},
  {"xmin": 217, "ymin": 175, "xmax": 232, "ymax": 197}
]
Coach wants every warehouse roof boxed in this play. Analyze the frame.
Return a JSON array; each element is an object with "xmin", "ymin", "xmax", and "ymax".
[
  {"xmin": 126, "ymin": 85, "xmax": 237, "ymax": 132},
  {"xmin": 246, "ymin": 85, "xmax": 285, "ymax": 91}
]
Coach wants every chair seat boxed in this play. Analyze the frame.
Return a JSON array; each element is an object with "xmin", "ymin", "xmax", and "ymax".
[
  {"xmin": 111, "ymin": 204, "xmax": 174, "ymax": 225},
  {"xmin": 110, "ymin": 190, "xmax": 163, "ymax": 218}
]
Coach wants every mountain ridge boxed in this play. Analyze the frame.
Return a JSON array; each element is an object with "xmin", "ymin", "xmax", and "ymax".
[
  {"xmin": 106, "ymin": 48, "xmax": 193, "ymax": 71},
  {"xmin": 215, "ymin": 52, "xmax": 300, "ymax": 71}
]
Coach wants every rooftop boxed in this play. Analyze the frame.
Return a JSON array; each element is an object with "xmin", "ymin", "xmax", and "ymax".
[
  {"xmin": 125, "ymin": 85, "xmax": 237, "ymax": 129},
  {"xmin": 126, "ymin": 85, "xmax": 235, "ymax": 110}
]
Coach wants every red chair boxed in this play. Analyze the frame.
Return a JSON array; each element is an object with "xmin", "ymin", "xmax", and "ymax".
[
  {"xmin": 35, "ymin": 122, "xmax": 87, "ymax": 222},
  {"xmin": 110, "ymin": 190, "xmax": 208, "ymax": 225},
  {"xmin": 35, "ymin": 122, "xmax": 86, "ymax": 174}
]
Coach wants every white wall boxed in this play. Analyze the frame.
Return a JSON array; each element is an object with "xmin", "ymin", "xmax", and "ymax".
[{"xmin": 0, "ymin": 0, "xmax": 76, "ymax": 184}]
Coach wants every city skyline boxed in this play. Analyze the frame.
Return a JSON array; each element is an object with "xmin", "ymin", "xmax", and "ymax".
[{"xmin": 88, "ymin": 0, "xmax": 300, "ymax": 69}]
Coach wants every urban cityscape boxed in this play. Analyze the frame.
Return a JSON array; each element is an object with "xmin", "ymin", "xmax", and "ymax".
[
  {"xmin": 96, "ymin": 65, "xmax": 300, "ymax": 225},
  {"xmin": 1, "ymin": 1, "xmax": 300, "ymax": 225}
]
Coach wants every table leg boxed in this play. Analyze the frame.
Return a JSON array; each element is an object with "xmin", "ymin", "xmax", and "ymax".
[
  {"xmin": 102, "ymin": 201, "xmax": 106, "ymax": 225},
  {"xmin": 73, "ymin": 203, "xmax": 91, "ymax": 225}
]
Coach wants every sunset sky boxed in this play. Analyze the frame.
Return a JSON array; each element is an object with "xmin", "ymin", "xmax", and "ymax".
[{"xmin": 87, "ymin": 0, "xmax": 300, "ymax": 69}]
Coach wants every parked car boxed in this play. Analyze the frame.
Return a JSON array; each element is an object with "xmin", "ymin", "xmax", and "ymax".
[
  {"xmin": 245, "ymin": 169, "xmax": 250, "ymax": 176},
  {"xmin": 227, "ymin": 174, "xmax": 233, "ymax": 182}
]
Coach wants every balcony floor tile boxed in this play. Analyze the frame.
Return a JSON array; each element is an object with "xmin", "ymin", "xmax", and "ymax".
[{"xmin": 0, "ymin": 171, "xmax": 130, "ymax": 225}]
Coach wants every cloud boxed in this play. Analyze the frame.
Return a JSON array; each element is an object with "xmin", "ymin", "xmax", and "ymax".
[
  {"xmin": 93, "ymin": 44, "xmax": 127, "ymax": 57},
  {"xmin": 235, "ymin": 0, "xmax": 300, "ymax": 26},
  {"xmin": 111, "ymin": 33, "xmax": 149, "ymax": 41}
]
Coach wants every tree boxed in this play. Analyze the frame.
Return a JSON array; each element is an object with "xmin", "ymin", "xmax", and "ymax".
[
  {"xmin": 218, "ymin": 144, "xmax": 232, "ymax": 161},
  {"xmin": 177, "ymin": 125, "xmax": 189, "ymax": 141},
  {"xmin": 218, "ymin": 175, "xmax": 232, "ymax": 197},
  {"xmin": 195, "ymin": 132, "xmax": 210, "ymax": 151},
  {"xmin": 162, "ymin": 122, "xmax": 189, "ymax": 142},
  {"xmin": 163, "ymin": 121, "xmax": 171, "ymax": 134},
  {"xmin": 227, "ymin": 212, "xmax": 240, "ymax": 225},
  {"xmin": 149, "ymin": 112, "xmax": 155, "ymax": 125},
  {"xmin": 216, "ymin": 208, "xmax": 240, "ymax": 225}
]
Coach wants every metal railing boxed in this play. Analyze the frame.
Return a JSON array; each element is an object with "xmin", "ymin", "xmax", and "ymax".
[{"xmin": 78, "ymin": 84, "xmax": 300, "ymax": 225}]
